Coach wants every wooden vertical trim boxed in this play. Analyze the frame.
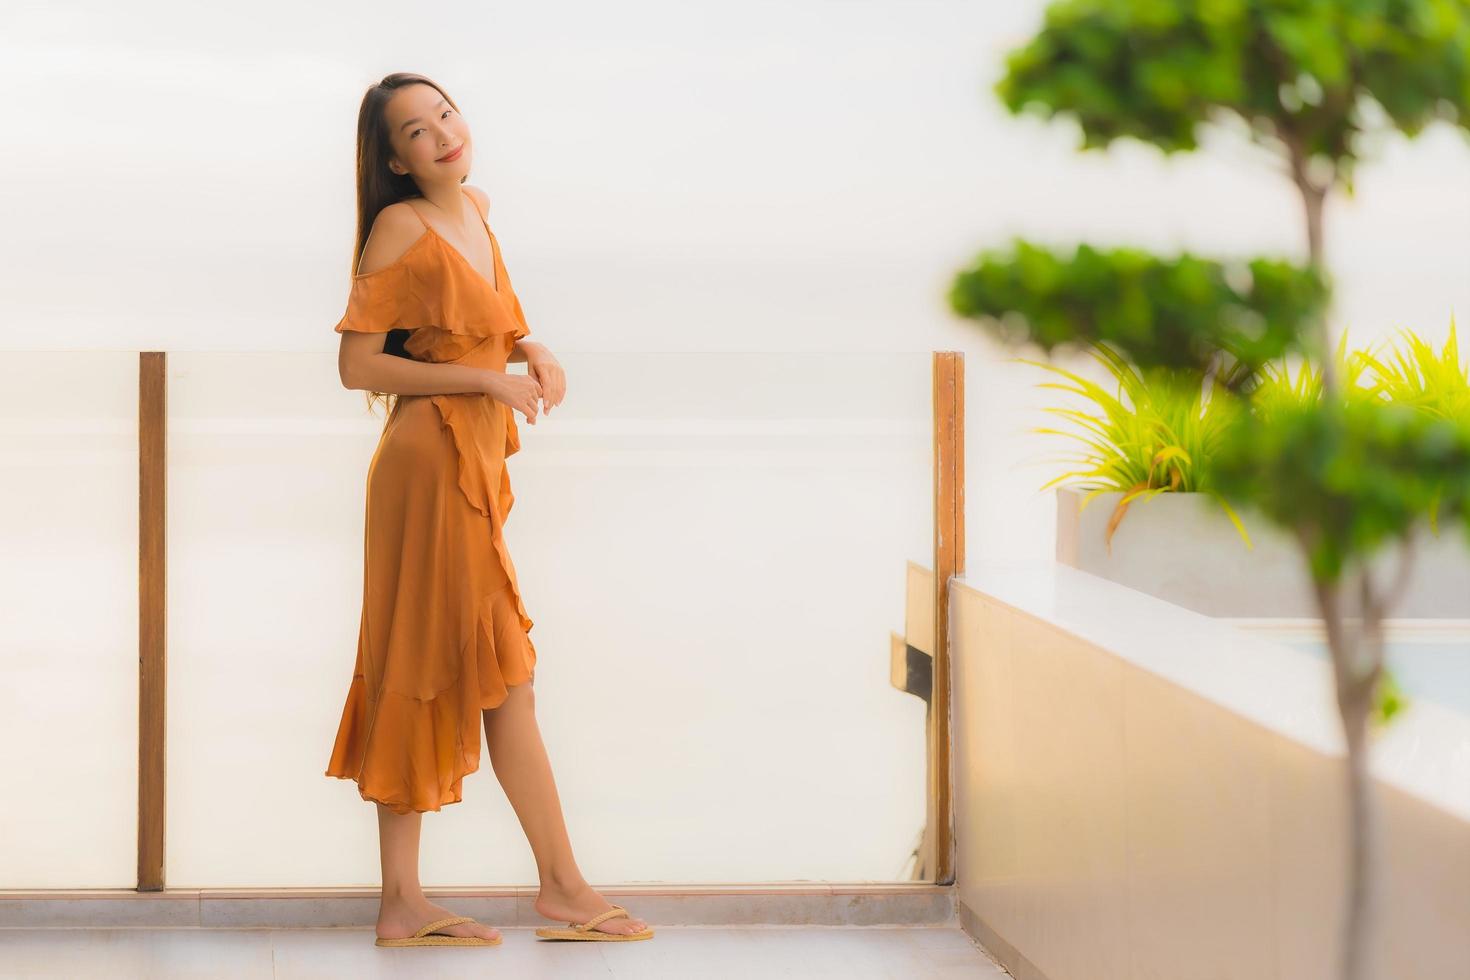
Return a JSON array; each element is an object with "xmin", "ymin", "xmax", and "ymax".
[
  {"xmin": 931, "ymin": 350, "xmax": 964, "ymax": 885},
  {"xmin": 138, "ymin": 352, "xmax": 167, "ymax": 891}
]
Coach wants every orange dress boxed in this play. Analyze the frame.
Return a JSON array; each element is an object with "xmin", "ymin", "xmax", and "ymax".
[{"xmin": 324, "ymin": 187, "xmax": 537, "ymax": 814}]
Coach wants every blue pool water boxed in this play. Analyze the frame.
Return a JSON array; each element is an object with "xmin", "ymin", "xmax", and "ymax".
[{"xmin": 1268, "ymin": 635, "xmax": 1470, "ymax": 717}]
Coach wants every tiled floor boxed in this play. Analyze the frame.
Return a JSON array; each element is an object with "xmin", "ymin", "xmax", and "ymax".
[{"xmin": 0, "ymin": 925, "xmax": 1010, "ymax": 979}]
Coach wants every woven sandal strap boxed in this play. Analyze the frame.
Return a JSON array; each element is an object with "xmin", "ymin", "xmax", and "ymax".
[
  {"xmin": 575, "ymin": 905, "xmax": 628, "ymax": 932},
  {"xmin": 416, "ymin": 915, "xmax": 474, "ymax": 937}
]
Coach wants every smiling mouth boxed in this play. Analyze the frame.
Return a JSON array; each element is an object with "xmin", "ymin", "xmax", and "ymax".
[{"xmin": 436, "ymin": 144, "xmax": 464, "ymax": 162}]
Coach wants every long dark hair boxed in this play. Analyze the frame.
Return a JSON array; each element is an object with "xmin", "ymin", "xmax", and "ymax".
[{"xmin": 349, "ymin": 72, "xmax": 464, "ymax": 416}]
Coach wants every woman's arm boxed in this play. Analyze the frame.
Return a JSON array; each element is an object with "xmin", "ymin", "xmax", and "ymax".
[
  {"xmin": 508, "ymin": 338, "xmax": 544, "ymax": 363},
  {"xmin": 343, "ymin": 338, "xmax": 543, "ymax": 424},
  {"xmin": 340, "ymin": 337, "xmax": 492, "ymax": 396}
]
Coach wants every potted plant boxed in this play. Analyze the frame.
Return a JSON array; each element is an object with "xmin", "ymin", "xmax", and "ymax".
[{"xmin": 1039, "ymin": 325, "xmax": 1470, "ymax": 618}]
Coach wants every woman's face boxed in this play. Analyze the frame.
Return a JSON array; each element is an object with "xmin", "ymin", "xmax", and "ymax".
[{"xmin": 384, "ymin": 83, "xmax": 471, "ymax": 184}]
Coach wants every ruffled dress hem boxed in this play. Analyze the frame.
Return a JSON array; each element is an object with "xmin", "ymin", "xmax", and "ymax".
[{"xmin": 324, "ymin": 582, "xmax": 537, "ymax": 815}]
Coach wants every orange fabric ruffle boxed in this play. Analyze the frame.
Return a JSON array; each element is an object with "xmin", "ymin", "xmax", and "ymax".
[{"xmin": 325, "ymin": 189, "xmax": 538, "ymax": 814}]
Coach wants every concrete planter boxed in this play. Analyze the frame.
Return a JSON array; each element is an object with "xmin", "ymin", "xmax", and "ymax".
[{"xmin": 1055, "ymin": 486, "xmax": 1470, "ymax": 618}]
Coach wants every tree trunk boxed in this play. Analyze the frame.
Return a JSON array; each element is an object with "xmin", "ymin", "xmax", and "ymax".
[
  {"xmin": 1301, "ymin": 179, "xmax": 1326, "ymax": 270},
  {"xmin": 1312, "ymin": 570, "xmax": 1385, "ymax": 980},
  {"xmin": 1338, "ymin": 659, "xmax": 1379, "ymax": 980},
  {"xmin": 1287, "ymin": 143, "xmax": 1334, "ymax": 394}
]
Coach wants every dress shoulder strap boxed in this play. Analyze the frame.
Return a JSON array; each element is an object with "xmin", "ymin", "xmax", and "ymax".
[{"xmin": 460, "ymin": 186, "xmax": 490, "ymax": 227}]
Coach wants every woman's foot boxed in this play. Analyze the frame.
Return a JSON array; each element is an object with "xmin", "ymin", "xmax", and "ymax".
[
  {"xmin": 376, "ymin": 893, "xmax": 502, "ymax": 943},
  {"xmin": 534, "ymin": 880, "xmax": 649, "ymax": 936}
]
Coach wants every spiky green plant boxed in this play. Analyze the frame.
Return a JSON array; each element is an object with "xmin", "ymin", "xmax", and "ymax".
[
  {"xmin": 1032, "ymin": 323, "xmax": 1467, "ymax": 549},
  {"xmin": 1248, "ymin": 326, "xmax": 1372, "ymax": 422},
  {"xmin": 1021, "ymin": 341, "xmax": 1251, "ymax": 551},
  {"xmin": 1357, "ymin": 316, "xmax": 1469, "ymax": 422},
  {"xmin": 1356, "ymin": 317, "xmax": 1470, "ymax": 533}
]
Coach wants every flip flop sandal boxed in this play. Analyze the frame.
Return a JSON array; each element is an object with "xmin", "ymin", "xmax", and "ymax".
[
  {"xmin": 375, "ymin": 914, "xmax": 503, "ymax": 947},
  {"xmin": 534, "ymin": 904, "xmax": 655, "ymax": 941}
]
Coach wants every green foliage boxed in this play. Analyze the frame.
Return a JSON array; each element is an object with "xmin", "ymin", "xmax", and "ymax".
[
  {"xmin": 1204, "ymin": 394, "xmax": 1470, "ymax": 584},
  {"xmin": 1357, "ymin": 315, "xmax": 1470, "ymax": 423},
  {"xmin": 996, "ymin": 0, "xmax": 1470, "ymax": 182},
  {"xmin": 1247, "ymin": 325, "xmax": 1375, "ymax": 424},
  {"xmin": 1022, "ymin": 342, "xmax": 1252, "ymax": 548},
  {"xmin": 1252, "ymin": 319, "xmax": 1470, "ymax": 531},
  {"xmin": 949, "ymin": 239, "xmax": 1330, "ymax": 375},
  {"xmin": 1372, "ymin": 665, "xmax": 1408, "ymax": 728}
]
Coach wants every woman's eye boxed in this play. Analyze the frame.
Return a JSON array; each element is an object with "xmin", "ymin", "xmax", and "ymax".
[{"xmin": 408, "ymin": 111, "xmax": 451, "ymax": 138}]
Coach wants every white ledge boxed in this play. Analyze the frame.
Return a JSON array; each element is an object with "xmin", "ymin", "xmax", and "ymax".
[{"xmin": 954, "ymin": 559, "xmax": 1470, "ymax": 821}]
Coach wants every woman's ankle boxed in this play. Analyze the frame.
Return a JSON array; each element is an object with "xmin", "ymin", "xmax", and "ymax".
[
  {"xmin": 539, "ymin": 870, "xmax": 589, "ymax": 895},
  {"xmin": 379, "ymin": 884, "xmax": 425, "ymax": 905}
]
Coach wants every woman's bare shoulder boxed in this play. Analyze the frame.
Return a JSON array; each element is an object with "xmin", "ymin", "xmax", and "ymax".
[
  {"xmin": 464, "ymin": 184, "xmax": 491, "ymax": 214},
  {"xmin": 355, "ymin": 200, "xmax": 428, "ymax": 276}
]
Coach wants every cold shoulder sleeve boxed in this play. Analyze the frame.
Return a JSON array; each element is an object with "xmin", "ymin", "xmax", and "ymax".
[
  {"xmin": 333, "ymin": 202, "xmax": 530, "ymax": 342},
  {"xmin": 333, "ymin": 262, "xmax": 429, "ymax": 334}
]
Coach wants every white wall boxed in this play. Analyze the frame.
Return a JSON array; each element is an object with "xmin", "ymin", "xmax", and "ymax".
[{"xmin": 953, "ymin": 567, "xmax": 1470, "ymax": 980}]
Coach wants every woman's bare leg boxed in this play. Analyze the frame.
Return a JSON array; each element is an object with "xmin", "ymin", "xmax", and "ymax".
[
  {"xmin": 372, "ymin": 803, "xmax": 501, "ymax": 942},
  {"xmin": 482, "ymin": 678, "xmax": 649, "ymax": 935}
]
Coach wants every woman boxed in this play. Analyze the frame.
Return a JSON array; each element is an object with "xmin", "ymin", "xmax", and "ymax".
[{"xmin": 323, "ymin": 72, "xmax": 652, "ymax": 948}]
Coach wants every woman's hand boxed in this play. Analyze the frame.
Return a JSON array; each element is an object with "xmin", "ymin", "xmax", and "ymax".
[
  {"xmin": 481, "ymin": 370, "xmax": 544, "ymax": 425},
  {"xmin": 521, "ymin": 343, "xmax": 567, "ymax": 416}
]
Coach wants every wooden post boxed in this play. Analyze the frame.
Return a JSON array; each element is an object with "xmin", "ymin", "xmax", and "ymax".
[
  {"xmin": 931, "ymin": 350, "xmax": 964, "ymax": 884},
  {"xmin": 138, "ymin": 352, "xmax": 167, "ymax": 891}
]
